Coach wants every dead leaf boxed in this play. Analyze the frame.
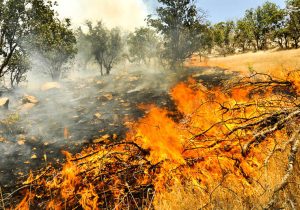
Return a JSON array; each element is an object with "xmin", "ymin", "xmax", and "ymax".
[
  {"xmin": 31, "ymin": 154, "xmax": 37, "ymax": 159},
  {"xmin": 18, "ymin": 140, "xmax": 25, "ymax": 145},
  {"xmin": 94, "ymin": 112, "xmax": 102, "ymax": 119},
  {"xmin": 103, "ymin": 93, "xmax": 113, "ymax": 100},
  {"xmin": 18, "ymin": 172, "xmax": 24, "ymax": 176}
]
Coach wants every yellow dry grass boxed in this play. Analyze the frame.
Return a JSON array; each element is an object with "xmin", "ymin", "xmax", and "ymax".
[{"xmin": 187, "ymin": 49, "xmax": 300, "ymax": 75}]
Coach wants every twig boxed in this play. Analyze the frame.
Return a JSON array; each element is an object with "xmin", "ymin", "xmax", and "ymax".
[{"xmin": 0, "ymin": 186, "xmax": 5, "ymax": 210}]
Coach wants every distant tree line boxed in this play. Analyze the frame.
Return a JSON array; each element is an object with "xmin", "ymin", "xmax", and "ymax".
[
  {"xmin": 131, "ymin": 0, "xmax": 300, "ymax": 68},
  {"xmin": 203, "ymin": 0, "xmax": 300, "ymax": 57}
]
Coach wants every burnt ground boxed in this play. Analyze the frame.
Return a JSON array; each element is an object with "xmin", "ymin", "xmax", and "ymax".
[{"xmin": 0, "ymin": 67, "xmax": 234, "ymax": 192}]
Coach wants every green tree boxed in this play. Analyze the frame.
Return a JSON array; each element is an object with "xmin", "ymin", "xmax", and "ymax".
[
  {"xmin": 244, "ymin": 2, "xmax": 285, "ymax": 50},
  {"xmin": 213, "ymin": 21, "xmax": 235, "ymax": 56},
  {"xmin": 102, "ymin": 28, "xmax": 123, "ymax": 75},
  {"xmin": 147, "ymin": 0, "xmax": 206, "ymax": 69},
  {"xmin": 75, "ymin": 27, "xmax": 93, "ymax": 70},
  {"xmin": 197, "ymin": 24, "xmax": 213, "ymax": 61},
  {"xmin": 86, "ymin": 21, "xmax": 108, "ymax": 76},
  {"xmin": 86, "ymin": 22, "xmax": 123, "ymax": 75},
  {"xmin": 0, "ymin": 0, "xmax": 29, "ymax": 87},
  {"xmin": 0, "ymin": 0, "xmax": 77, "ymax": 85},
  {"xmin": 127, "ymin": 27, "xmax": 159, "ymax": 64},
  {"xmin": 234, "ymin": 19, "xmax": 254, "ymax": 52},
  {"xmin": 286, "ymin": 0, "xmax": 300, "ymax": 48},
  {"xmin": 28, "ymin": 0, "xmax": 77, "ymax": 80},
  {"xmin": 8, "ymin": 50, "xmax": 30, "ymax": 87},
  {"xmin": 31, "ymin": 19, "xmax": 77, "ymax": 80}
]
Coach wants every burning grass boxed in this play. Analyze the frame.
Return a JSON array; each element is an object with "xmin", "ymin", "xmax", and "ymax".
[{"xmin": 5, "ymin": 69, "xmax": 300, "ymax": 209}]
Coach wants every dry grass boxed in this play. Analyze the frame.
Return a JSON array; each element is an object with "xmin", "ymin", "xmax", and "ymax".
[
  {"xmin": 155, "ymin": 148, "xmax": 300, "ymax": 210},
  {"xmin": 186, "ymin": 49, "xmax": 300, "ymax": 74}
]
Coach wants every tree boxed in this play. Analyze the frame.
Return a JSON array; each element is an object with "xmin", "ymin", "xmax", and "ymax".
[
  {"xmin": 0, "ymin": 0, "xmax": 30, "ymax": 88},
  {"xmin": 0, "ymin": 0, "xmax": 77, "ymax": 86},
  {"xmin": 213, "ymin": 21, "xmax": 235, "ymax": 56},
  {"xmin": 286, "ymin": 0, "xmax": 300, "ymax": 48},
  {"xmin": 31, "ymin": 19, "xmax": 77, "ymax": 80},
  {"xmin": 8, "ymin": 50, "xmax": 30, "ymax": 87},
  {"xmin": 148, "ymin": 0, "xmax": 206, "ymax": 69},
  {"xmin": 28, "ymin": 0, "xmax": 77, "ymax": 80},
  {"xmin": 86, "ymin": 22, "xmax": 123, "ymax": 75},
  {"xmin": 197, "ymin": 24, "xmax": 213, "ymax": 61},
  {"xmin": 75, "ymin": 27, "xmax": 93, "ymax": 71},
  {"xmin": 102, "ymin": 28, "xmax": 123, "ymax": 75},
  {"xmin": 234, "ymin": 19, "xmax": 254, "ymax": 52},
  {"xmin": 86, "ymin": 21, "xmax": 108, "ymax": 76},
  {"xmin": 244, "ymin": 2, "xmax": 285, "ymax": 50},
  {"xmin": 127, "ymin": 27, "xmax": 159, "ymax": 64}
]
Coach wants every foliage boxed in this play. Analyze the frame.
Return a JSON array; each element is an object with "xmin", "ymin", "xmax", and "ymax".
[
  {"xmin": 147, "ymin": 0, "xmax": 206, "ymax": 69},
  {"xmin": 28, "ymin": 0, "xmax": 77, "ymax": 80},
  {"xmin": 0, "ymin": 0, "xmax": 30, "ymax": 87},
  {"xmin": 213, "ymin": 21, "xmax": 235, "ymax": 56},
  {"xmin": 75, "ymin": 27, "xmax": 93, "ymax": 70},
  {"xmin": 127, "ymin": 27, "xmax": 160, "ymax": 64},
  {"xmin": 234, "ymin": 19, "xmax": 255, "ymax": 52},
  {"xmin": 197, "ymin": 24, "xmax": 213, "ymax": 61},
  {"xmin": 102, "ymin": 28, "xmax": 123, "ymax": 75},
  {"xmin": 286, "ymin": 0, "xmax": 300, "ymax": 48},
  {"xmin": 204, "ymin": 1, "xmax": 300, "ymax": 54},
  {"xmin": 86, "ymin": 21, "xmax": 108, "ymax": 75},
  {"xmin": 0, "ymin": 0, "xmax": 77, "ymax": 86},
  {"xmin": 242, "ymin": 2, "xmax": 285, "ymax": 50},
  {"xmin": 86, "ymin": 21, "xmax": 123, "ymax": 75}
]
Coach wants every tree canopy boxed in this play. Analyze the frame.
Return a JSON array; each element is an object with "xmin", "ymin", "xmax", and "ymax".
[
  {"xmin": 147, "ymin": 0, "xmax": 207, "ymax": 69},
  {"xmin": 0, "ymin": 0, "xmax": 77, "ymax": 86}
]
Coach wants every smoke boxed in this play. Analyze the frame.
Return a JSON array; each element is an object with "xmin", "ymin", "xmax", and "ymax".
[{"xmin": 55, "ymin": 0, "xmax": 149, "ymax": 31}]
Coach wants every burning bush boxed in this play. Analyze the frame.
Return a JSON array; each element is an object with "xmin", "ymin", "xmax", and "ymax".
[{"xmin": 6, "ymin": 70, "xmax": 300, "ymax": 209}]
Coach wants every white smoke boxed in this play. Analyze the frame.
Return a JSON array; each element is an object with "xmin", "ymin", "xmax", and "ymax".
[{"xmin": 55, "ymin": 0, "xmax": 148, "ymax": 30}]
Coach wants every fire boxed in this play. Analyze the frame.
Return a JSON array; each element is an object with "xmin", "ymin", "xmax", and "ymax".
[
  {"xmin": 128, "ymin": 106, "xmax": 186, "ymax": 164},
  {"xmin": 12, "ymin": 70, "xmax": 300, "ymax": 209},
  {"xmin": 78, "ymin": 184, "xmax": 99, "ymax": 210},
  {"xmin": 15, "ymin": 191, "xmax": 35, "ymax": 210}
]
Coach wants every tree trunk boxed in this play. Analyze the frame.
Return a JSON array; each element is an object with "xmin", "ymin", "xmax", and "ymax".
[
  {"xmin": 51, "ymin": 69, "xmax": 61, "ymax": 81},
  {"xmin": 294, "ymin": 39, "xmax": 299, "ymax": 49},
  {"xmin": 284, "ymin": 35, "xmax": 289, "ymax": 49},
  {"xmin": 256, "ymin": 39, "xmax": 260, "ymax": 51},
  {"xmin": 100, "ymin": 64, "xmax": 103, "ymax": 76}
]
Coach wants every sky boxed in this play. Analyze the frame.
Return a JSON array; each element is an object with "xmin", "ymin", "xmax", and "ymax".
[
  {"xmin": 55, "ymin": 0, "xmax": 287, "ymax": 30},
  {"xmin": 196, "ymin": 0, "xmax": 286, "ymax": 23}
]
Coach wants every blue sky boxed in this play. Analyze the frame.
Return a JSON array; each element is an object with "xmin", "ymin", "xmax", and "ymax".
[{"xmin": 144, "ymin": 0, "xmax": 286, "ymax": 23}]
